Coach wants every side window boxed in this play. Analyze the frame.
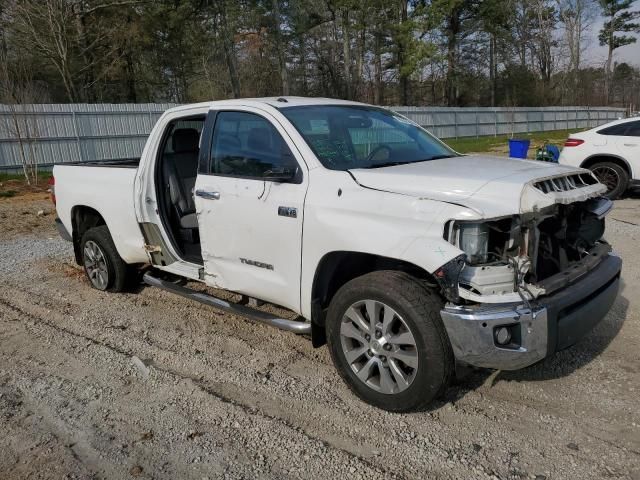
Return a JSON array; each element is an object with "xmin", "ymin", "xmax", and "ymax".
[
  {"xmin": 598, "ymin": 124, "xmax": 629, "ymax": 136},
  {"xmin": 624, "ymin": 121, "xmax": 640, "ymax": 137},
  {"xmin": 210, "ymin": 111, "xmax": 298, "ymax": 179}
]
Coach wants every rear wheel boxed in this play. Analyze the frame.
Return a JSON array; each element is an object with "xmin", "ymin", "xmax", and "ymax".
[
  {"xmin": 326, "ymin": 271, "xmax": 453, "ymax": 412},
  {"xmin": 589, "ymin": 161, "xmax": 628, "ymax": 200},
  {"xmin": 81, "ymin": 225, "xmax": 131, "ymax": 292}
]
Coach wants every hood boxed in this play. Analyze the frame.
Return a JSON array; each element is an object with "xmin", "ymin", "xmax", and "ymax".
[{"xmin": 349, "ymin": 155, "xmax": 605, "ymax": 217}]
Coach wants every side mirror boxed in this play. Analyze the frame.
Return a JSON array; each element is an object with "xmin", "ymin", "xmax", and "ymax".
[{"xmin": 263, "ymin": 166, "xmax": 297, "ymax": 182}]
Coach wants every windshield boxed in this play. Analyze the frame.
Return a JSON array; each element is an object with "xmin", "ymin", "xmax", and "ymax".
[{"xmin": 280, "ymin": 105, "xmax": 457, "ymax": 170}]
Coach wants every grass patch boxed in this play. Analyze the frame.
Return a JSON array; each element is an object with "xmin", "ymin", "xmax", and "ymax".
[
  {"xmin": 0, "ymin": 171, "xmax": 52, "ymax": 184},
  {"xmin": 0, "ymin": 190, "xmax": 18, "ymax": 198},
  {"xmin": 443, "ymin": 129, "xmax": 578, "ymax": 154}
]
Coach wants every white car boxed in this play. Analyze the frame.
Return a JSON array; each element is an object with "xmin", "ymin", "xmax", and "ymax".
[
  {"xmin": 559, "ymin": 117, "xmax": 640, "ymax": 199},
  {"xmin": 51, "ymin": 97, "xmax": 621, "ymax": 412}
]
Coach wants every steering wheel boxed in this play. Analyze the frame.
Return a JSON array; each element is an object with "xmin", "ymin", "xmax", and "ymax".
[{"xmin": 365, "ymin": 144, "xmax": 393, "ymax": 164}]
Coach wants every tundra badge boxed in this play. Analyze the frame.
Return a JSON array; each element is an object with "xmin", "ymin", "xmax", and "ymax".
[
  {"xmin": 278, "ymin": 206, "xmax": 297, "ymax": 218},
  {"xmin": 240, "ymin": 258, "xmax": 274, "ymax": 270}
]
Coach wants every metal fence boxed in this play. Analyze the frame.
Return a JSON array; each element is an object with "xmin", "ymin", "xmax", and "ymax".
[
  {"xmin": 392, "ymin": 106, "xmax": 625, "ymax": 139},
  {"xmin": 0, "ymin": 103, "xmax": 175, "ymax": 172},
  {"xmin": 0, "ymin": 103, "xmax": 626, "ymax": 171}
]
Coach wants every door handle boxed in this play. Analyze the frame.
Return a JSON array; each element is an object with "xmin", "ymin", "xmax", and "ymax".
[
  {"xmin": 195, "ymin": 189, "xmax": 221, "ymax": 200},
  {"xmin": 623, "ymin": 143, "xmax": 637, "ymax": 147}
]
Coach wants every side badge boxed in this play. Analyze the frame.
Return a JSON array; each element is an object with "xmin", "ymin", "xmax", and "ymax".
[{"xmin": 278, "ymin": 206, "xmax": 297, "ymax": 218}]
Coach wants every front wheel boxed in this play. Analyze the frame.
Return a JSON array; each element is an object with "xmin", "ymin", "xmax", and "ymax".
[
  {"xmin": 590, "ymin": 161, "xmax": 628, "ymax": 200},
  {"xmin": 326, "ymin": 271, "xmax": 453, "ymax": 412}
]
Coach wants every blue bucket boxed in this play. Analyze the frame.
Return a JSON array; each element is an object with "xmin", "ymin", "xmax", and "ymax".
[{"xmin": 508, "ymin": 139, "xmax": 530, "ymax": 159}]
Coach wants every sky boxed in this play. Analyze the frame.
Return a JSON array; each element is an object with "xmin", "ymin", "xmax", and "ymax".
[{"xmin": 583, "ymin": 15, "xmax": 640, "ymax": 67}]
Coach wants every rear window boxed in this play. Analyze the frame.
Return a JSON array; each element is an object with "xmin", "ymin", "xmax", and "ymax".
[{"xmin": 597, "ymin": 121, "xmax": 640, "ymax": 136}]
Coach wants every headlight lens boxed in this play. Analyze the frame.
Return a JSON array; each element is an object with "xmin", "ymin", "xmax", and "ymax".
[{"xmin": 458, "ymin": 223, "xmax": 489, "ymax": 264}]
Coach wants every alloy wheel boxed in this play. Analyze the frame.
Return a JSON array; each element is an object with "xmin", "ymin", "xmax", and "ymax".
[
  {"xmin": 83, "ymin": 240, "xmax": 109, "ymax": 290},
  {"xmin": 339, "ymin": 300, "xmax": 418, "ymax": 394},
  {"xmin": 592, "ymin": 165, "xmax": 620, "ymax": 194}
]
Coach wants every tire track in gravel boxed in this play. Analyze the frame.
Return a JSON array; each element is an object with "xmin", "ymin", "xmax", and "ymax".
[
  {"xmin": 0, "ymin": 296, "xmax": 403, "ymax": 480},
  {"xmin": 0, "ymin": 280, "xmax": 521, "ymax": 479},
  {"xmin": 5, "ymin": 239, "xmax": 640, "ymax": 479},
  {"xmin": 0, "ymin": 283, "xmax": 623, "ymax": 480}
]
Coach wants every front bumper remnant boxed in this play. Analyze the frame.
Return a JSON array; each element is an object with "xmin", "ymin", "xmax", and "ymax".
[{"xmin": 440, "ymin": 253, "xmax": 621, "ymax": 370}]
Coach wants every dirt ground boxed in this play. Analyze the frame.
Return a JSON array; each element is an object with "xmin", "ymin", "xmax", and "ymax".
[{"xmin": 0, "ymin": 189, "xmax": 639, "ymax": 480}]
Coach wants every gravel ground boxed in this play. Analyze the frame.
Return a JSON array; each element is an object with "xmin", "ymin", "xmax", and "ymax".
[{"xmin": 0, "ymin": 193, "xmax": 639, "ymax": 480}]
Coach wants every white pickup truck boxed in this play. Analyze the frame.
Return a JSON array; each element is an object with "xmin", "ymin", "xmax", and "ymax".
[{"xmin": 52, "ymin": 97, "xmax": 622, "ymax": 412}]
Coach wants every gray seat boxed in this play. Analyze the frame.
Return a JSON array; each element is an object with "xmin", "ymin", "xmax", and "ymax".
[
  {"xmin": 179, "ymin": 212, "xmax": 198, "ymax": 229},
  {"xmin": 163, "ymin": 128, "xmax": 200, "ymax": 230}
]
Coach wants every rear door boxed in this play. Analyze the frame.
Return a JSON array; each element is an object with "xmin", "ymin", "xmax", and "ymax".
[
  {"xmin": 614, "ymin": 121, "xmax": 640, "ymax": 177},
  {"xmin": 194, "ymin": 107, "xmax": 309, "ymax": 312}
]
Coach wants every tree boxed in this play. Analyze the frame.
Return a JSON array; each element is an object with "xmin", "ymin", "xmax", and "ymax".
[
  {"xmin": 598, "ymin": 0, "xmax": 640, "ymax": 102},
  {"xmin": 0, "ymin": 0, "xmax": 637, "ymax": 107},
  {"xmin": 557, "ymin": 0, "xmax": 596, "ymax": 101},
  {"xmin": 430, "ymin": 0, "xmax": 480, "ymax": 106},
  {"xmin": 479, "ymin": 0, "xmax": 514, "ymax": 106},
  {"xmin": 530, "ymin": 0, "xmax": 557, "ymax": 102},
  {"xmin": 0, "ymin": 47, "xmax": 46, "ymax": 184}
]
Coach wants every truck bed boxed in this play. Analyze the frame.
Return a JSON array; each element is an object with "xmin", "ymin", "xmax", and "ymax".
[{"xmin": 53, "ymin": 161, "xmax": 148, "ymax": 264}]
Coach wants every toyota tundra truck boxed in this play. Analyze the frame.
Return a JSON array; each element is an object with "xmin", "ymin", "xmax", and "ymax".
[{"xmin": 52, "ymin": 97, "xmax": 622, "ymax": 412}]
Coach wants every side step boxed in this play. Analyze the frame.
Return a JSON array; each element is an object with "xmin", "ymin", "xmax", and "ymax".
[{"xmin": 143, "ymin": 272, "xmax": 311, "ymax": 334}]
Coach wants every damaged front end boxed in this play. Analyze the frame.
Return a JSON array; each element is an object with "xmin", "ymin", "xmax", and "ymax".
[
  {"xmin": 444, "ymin": 179, "xmax": 613, "ymax": 305},
  {"xmin": 439, "ymin": 172, "xmax": 622, "ymax": 370}
]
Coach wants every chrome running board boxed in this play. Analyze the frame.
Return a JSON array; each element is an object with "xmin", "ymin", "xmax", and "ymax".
[{"xmin": 143, "ymin": 272, "xmax": 311, "ymax": 334}]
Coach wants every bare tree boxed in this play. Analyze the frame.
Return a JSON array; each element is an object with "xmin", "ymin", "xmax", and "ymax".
[
  {"xmin": 13, "ymin": 0, "xmax": 79, "ymax": 101},
  {"xmin": 0, "ymin": 50, "xmax": 46, "ymax": 184},
  {"xmin": 557, "ymin": 0, "xmax": 596, "ymax": 100}
]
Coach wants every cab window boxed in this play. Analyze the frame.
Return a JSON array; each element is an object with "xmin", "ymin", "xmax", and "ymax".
[{"xmin": 209, "ymin": 111, "xmax": 299, "ymax": 180}]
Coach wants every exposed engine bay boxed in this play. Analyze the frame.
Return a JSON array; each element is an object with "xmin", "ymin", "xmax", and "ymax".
[{"xmin": 445, "ymin": 196, "xmax": 613, "ymax": 304}]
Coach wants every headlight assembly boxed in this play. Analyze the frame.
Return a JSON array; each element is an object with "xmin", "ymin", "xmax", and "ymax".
[{"xmin": 457, "ymin": 222, "xmax": 490, "ymax": 264}]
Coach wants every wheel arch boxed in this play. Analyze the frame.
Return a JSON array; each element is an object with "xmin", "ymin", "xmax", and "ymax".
[
  {"xmin": 580, "ymin": 154, "xmax": 633, "ymax": 179},
  {"xmin": 70, "ymin": 205, "xmax": 107, "ymax": 264},
  {"xmin": 309, "ymin": 251, "xmax": 438, "ymax": 347}
]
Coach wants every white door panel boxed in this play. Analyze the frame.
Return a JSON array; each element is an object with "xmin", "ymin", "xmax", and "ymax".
[
  {"xmin": 195, "ymin": 108, "xmax": 308, "ymax": 312},
  {"xmin": 594, "ymin": 120, "xmax": 640, "ymax": 179},
  {"xmin": 614, "ymin": 122, "xmax": 640, "ymax": 178}
]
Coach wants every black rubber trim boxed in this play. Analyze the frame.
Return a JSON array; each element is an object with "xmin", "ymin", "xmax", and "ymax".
[
  {"xmin": 54, "ymin": 218, "xmax": 72, "ymax": 242},
  {"xmin": 198, "ymin": 110, "xmax": 217, "ymax": 174},
  {"xmin": 540, "ymin": 254, "xmax": 622, "ymax": 355},
  {"xmin": 54, "ymin": 158, "xmax": 140, "ymax": 168}
]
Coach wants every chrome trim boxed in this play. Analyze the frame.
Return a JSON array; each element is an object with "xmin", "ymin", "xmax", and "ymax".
[
  {"xmin": 143, "ymin": 272, "xmax": 311, "ymax": 334},
  {"xmin": 195, "ymin": 189, "xmax": 220, "ymax": 200},
  {"xmin": 440, "ymin": 304, "xmax": 548, "ymax": 370}
]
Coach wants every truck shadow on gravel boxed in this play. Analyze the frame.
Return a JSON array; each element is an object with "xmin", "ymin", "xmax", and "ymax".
[{"xmin": 440, "ymin": 280, "xmax": 630, "ymax": 403}]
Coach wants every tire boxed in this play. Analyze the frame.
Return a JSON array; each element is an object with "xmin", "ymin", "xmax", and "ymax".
[
  {"xmin": 326, "ymin": 271, "xmax": 454, "ymax": 412},
  {"xmin": 589, "ymin": 161, "xmax": 628, "ymax": 200},
  {"xmin": 80, "ymin": 225, "xmax": 130, "ymax": 292}
]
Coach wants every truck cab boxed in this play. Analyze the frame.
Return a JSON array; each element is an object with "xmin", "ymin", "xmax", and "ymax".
[{"xmin": 53, "ymin": 98, "xmax": 622, "ymax": 412}]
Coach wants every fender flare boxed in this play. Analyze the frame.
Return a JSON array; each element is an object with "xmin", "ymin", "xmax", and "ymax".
[{"xmin": 580, "ymin": 154, "xmax": 634, "ymax": 179}]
